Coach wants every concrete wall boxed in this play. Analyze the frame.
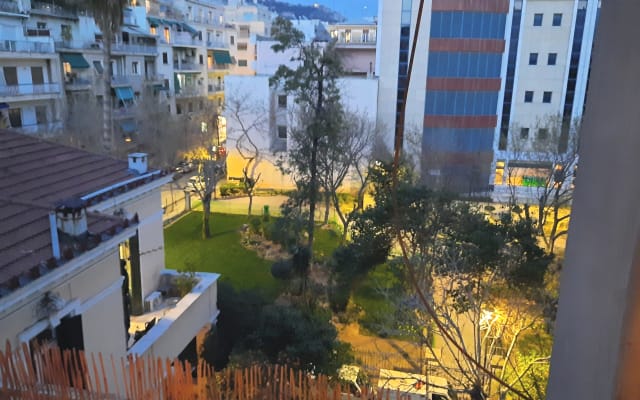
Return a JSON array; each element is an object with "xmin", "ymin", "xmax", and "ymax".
[{"xmin": 547, "ymin": 1, "xmax": 640, "ymax": 398}]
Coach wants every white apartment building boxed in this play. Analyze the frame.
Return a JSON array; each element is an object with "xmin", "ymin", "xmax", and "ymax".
[
  {"xmin": 224, "ymin": 0, "xmax": 274, "ymax": 75},
  {"xmin": 328, "ymin": 22, "xmax": 377, "ymax": 77},
  {"xmin": 376, "ymin": 0, "xmax": 599, "ymax": 198}
]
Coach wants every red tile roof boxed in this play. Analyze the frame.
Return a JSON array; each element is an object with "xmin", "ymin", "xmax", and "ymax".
[{"xmin": 0, "ymin": 130, "xmax": 155, "ymax": 297}]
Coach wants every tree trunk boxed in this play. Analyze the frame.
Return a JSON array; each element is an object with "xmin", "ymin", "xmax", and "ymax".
[
  {"xmin": 248, "ymin": 193, "xmax": 253, "ymax": 216},
  {"xmin": 323, "ymin": 191, "xmax": 330, "ymax": 224},
  {"xmin": 202, "ymin": 192, "xmax": 212, "ymax": 239},
  {"xmin": 103, "ymin": 25, "xmax": 113, "ymax": 153}
]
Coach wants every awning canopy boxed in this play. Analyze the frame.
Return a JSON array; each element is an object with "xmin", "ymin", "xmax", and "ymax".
[
  {"xmin": 122, "ymin": 26, "xmax": 156, "ymax": 39},
  {"xmin": 213, "ymin": 50, "xmax": 232, "ymax": 65},
  {"xmin": 180, "ymin": 22, "xmax": 198, "ymax": 36},
  {"xmin": 114, "ymin": 87, "xmax": 134, "ymax": 101},
  {"xmin": 61, "ymin": 53, "xmax": 90, "ymax": 69},
  {"xmin": 119, "ymin": 119, "xmax": 137, "ymax": 134},
  {"xmin": 147, "ymin": 17, "xmax": 198, "ymax": 36}
]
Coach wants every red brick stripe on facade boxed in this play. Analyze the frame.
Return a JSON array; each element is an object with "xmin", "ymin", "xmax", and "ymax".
[
  {"xmin": 431, "ymin": 0, "xmax": 510, "ymax": 13},
  {"xmin": 429, "ymin": 38, "xmax": 505, "ymax": 53},
  {"xmin": 426, "ymin": 78, "xmax": 502, "ymax": 91},
  {"xmin": 424, "ymin": 115, "xmax": 498, "ymax": 128}
]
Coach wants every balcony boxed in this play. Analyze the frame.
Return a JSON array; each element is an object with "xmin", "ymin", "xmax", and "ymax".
[
  {"xmin": 25, "ymin": 28, "xmax": 51, "ymax": 37},
  {"xmin": 128, "ymin": 271, "xmax": 219, "ymax": 359},
  {"xmin": 0, "ymin": 40, "xmax": 53, "ymax": 53},
  {"xmin": 110, "ymin": 75, "xmax": 144, "ymax": 87},
  {"xmin": 15, "ymin": 120, "xmax": 63, "ymax": 134},
  {"xmin": 175, "ymin": 85, "xmax": 202, "ymax": 98},
  {"xmin": 0, "ymin": 0, "xmax": 26, "ymax": 15},
  {"xmin": 0, "ymin": 83, "xmax": 60, "ymax": 97},
  {"xmin": 111, "ymin": 42, "xmax": 157, "ymax": 55},
  {"xmin": 64, "ymin": 75, "xmax": 92, "ymax": 91},
  {"xmin": 206, "ymin": 40, "xmax": 227, "ymax": 49},
  {"xmin": 334, "ymin": 37, "xmax": 377, "ymax": 47},
  {"xmin": 208, "ymin": 83, "xmax": 224, "ymax": 93},
  {"xmin": 173, "ymin": 61, "xmax": 201, "ymax": 71},
  {"xmin": 171, "ymin": 32, "xmax": 201, "ymax": 47},
  {"xmin": 30, "ymin": 1, "xmax": 78, "ymax": 19},
  {"xmin": 144, "ymin": 74, "xmax": 166, "ymax": 84}
]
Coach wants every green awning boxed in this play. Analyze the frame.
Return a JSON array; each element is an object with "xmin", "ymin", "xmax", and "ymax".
[
  {"xmin": 119, "ymin": 119, "xmax": 137, "ymax": 134},
  {"xmin": 147, "ymin": 16, "xmax": 162, "ymax": 27},
  {"xmin": 180, "ymin": 22, "xmax": 198, "ymax": 36},
  {"xmin": 213, "ymin": 50, "xmax": 232, "ymax": 65},
  {"xmin": 114, "ymin": 87, "xmax": 134, "ymax": 101},
  {"xmin": 61, "ymin": 53, "xmax": 90, "ymax": 69}
]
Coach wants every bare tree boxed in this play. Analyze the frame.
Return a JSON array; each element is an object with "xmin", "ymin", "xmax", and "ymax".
[
  {"xmin": 225, "ymin": 90, "xmax": 270, "ymax": 215},
  {"xmin": 505, "ymin": 115, "xmax": 580, "ymax": 254},
  {"xmin": 51, "ymin": 93, "xmax": 103, "ymax": 153},
  {"xmin": 182, "ymin": 101, "xmax": 225, "ymax": 238}
]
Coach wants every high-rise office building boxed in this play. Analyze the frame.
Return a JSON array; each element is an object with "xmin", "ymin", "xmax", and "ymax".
[{"xmin": 376, "ymin": 0, "xmax": 599, "ymax": 197}]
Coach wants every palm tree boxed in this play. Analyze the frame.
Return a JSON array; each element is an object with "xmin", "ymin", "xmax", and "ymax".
[{"xmin": 88, "ymin": 0, "xmax": 127, "ymax": 153}]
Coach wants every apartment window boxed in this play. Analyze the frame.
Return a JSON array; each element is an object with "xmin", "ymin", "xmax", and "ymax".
[
  {"xmin": 277, "ymin": 125, "xmax": 287, "ymax": 139},
  {"xmin": 188, "ymin": 102, "xmax": 193, "ymax": 113},
  {"xmin": 494, "ymin": 160, "xmax": 505, "ymax": 185},
  {"xmin": 533, "ymin": 13, "xmax": 543, "ymax": 26},
  {"xmin": 548, "ymin": 53, "xmax": 557, "ymax": 65},
  {"xmin": 199, "ymin": 54, "xmax": 204, "ymax": 65},
  {"xmin": 345, "ymin": 29, "xmax": 351, "ymax": 43},
  {"xmin": 132, "ymin": 61, "xmax": 139, "ymax": 74},
  {"xmin": 162, "ymin": 52, "xmax": 168, "ymax": 64},
  {"xmin": 8, "ymin": 108, "xmax": 22, "ymax": 127},
  {"xmin": 207, "ymin": 55, "xmax": 213, "ymax": 69},
  {"xmin": 35, "ymin": 105, "xmax": 47, "ymax": 124},
  {"xmin": 37, "ymin": 21, "xmax": 46, "ymax": 29},
  {"xmin": 93, "ymin": 61, "xmax": 103, "ymax": 74},
  {"xmin": 164, "ymin": 27, "xmax": 170, "ymax": 43},
  {"xmin": 3, "ymin": 66, "xmax": 17, "ymax": 85},
  {"xmin": 538, "ymin": 128, "xmax": 549, "ymax": 140},
  {"xmin": 218, "ymin": 97, "xmax": 222, "ymax": 107},
  {"xmin": 524, "ymin": 91, "xmax": 534, "ymax": 103},
  {"xmin": 529, "ymin": 53, "xmax": 538, "ymax": 65},
  {"xmin": 230, "ymin": 35, "xmax": 235, "ymax": 45},
  {"xmin": 553, "ymin": 13, "xmax": 563, "ymax": 26},
  {"xmin": 543, "ymin": 91, "xmax": 552, "ymax": 103},
  {"xmin": 238, "ymin": 59, "xmax": 247, "ymax": 67},
  {"xmin": 237, "ymin": 43, "xmax": 248, "ymax": 51},
  {"xmin": 150, "ymin": 26, "xmax": 157, "ymax": 35},
  {"xmin": 278, "ymin": 95, "xmax": 287, "ymax": 108},
  {"xmin": 520, "ymin": 127, "xmax": 530, "ymax": 139},
  {"xmin": 362, "ymin": 29, "xmax": 369, "ymax": 42},
  {"xmin": 176, "ymin": 104, "xmax": 182, "ymax": 114}
]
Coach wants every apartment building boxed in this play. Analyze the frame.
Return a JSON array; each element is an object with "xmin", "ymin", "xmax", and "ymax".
[
  {"xmin": 225, "ymin": 0, "xmax": 273, "ymax": 76},
  {"xmin": 376, "ymin": 0, "xmax": 599, "ymax": 197},
  {"xmin": 0, "ymin": 0, "xmax": 64, "ymax": 135},
  {"xmin": 0, "ymin": 130, "xmax": 219, "ymax": 392},
  {"xmin": 328, "ymin": 22, "xmax": 377, "ymax": 77}
]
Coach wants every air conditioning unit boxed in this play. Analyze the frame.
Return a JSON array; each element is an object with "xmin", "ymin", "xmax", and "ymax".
[{"xmin": 144, "ymin": 291, "xmax": 163, "ymax": 312}]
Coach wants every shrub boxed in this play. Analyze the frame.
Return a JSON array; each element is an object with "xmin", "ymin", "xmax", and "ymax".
[
  {"xmin": 248, "ymin": 216, "xmax": 263, "ymax": 236},
  {"xmin": 220, "ymin": 182, "xmax": 244, "ymax": 197},
  {"xmin": 271, "ymin": 259, "xmax": 293, "ymax": 280}
]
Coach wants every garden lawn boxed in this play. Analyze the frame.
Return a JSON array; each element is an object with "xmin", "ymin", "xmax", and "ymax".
[{"xmin": 164, "ymin": 212, "xmax": 282, "ymax": 300}]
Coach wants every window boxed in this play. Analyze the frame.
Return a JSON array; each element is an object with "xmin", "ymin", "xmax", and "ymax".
[
  {"xmin": 533, "ymin": 13, "xmax": 543, "ymax": 26},
  {"xmin": 278, "ymin": 95, "xmax": 287, "ymax": 108},
  {"xmin": 131, "ymin": 61, "xmax": 139, "ymax": 74},
  {"xmin": 237, "ymin": 42, "xmax": 248, "ymax": 51},
  {"xmin": 164, "ymin": 27, "xmax": 170, "ymax": 43},
  {"xmin": 524, "ymin": 91, "xmax": 534, "ymax": 103},
  {"xmin": 520, "ymin": 127, "xmax": 530, "ymax": 139},
  {"xmin": 277, "ymin": 125, "xmax": 287, "ymax": 139},
  {"xmin": 31, "ymin": 66, "xmax": 44, "ymax": 84},
  {"xmin": 230, "ymin": 35, "xmax": 235, "ymax": 45},
  {"xmin": 207, "ymin": 55, "xmax": 213, "ymax": 69},
  {"xmin": 362, "ymin": 29, "xmax": 369, "ymax": 42},
  {"xmin": 218, "ymin": 97, "xmax": 222, "ymax": 107},
  {"xmin": 93, "ymin": 60, "xmax": 103, "ymax": 74},
  {"xmin": 150, "ymin": 26, "xmax": 156, "ymax": 35},
  {"xmin": 529, "ymin": 53, "xmax": 538, "ymax": 65},
  {"xmin": 543, "ymin": 91, "xmax": 552, "ymax": 103},
  {"xmin": 188, "ymin": 102, "xmax": 193, "ymax": 113},
  {"xmin": 547, "ymin": 53, "xmax": 557, "ymax": 65},
  {"xmin": 162, "ymin": 52, "xmax": 168, "ymax": 64},
  {"xmin": 8, "ymin": 108, "xmax": 22, "ymax": 127},
  {"xmin": 176, "ymin": 104, "xmax": 182, "ymax": 114},
  {"xmin": 238, "ymin": 59, "xmax": 247, "ymax": 67},
  {"xmin": 199, "ymin": 100, "xmax": 203, "ymax": 110},
  {"xmin": 37, "ymin": 21, "xmax": 47, "ymax": 29},
  {"xmin": 345, "ymin": 29, "xmax": 351, "ymax": 43},
  {"xmin": 494, "ymin": 160, "xmax": 505, "ymax": 185},
  {"xmin": 538, "ymin": 128, "xmax": 549, "ymax": 140},
  {"xmin": 199, "ymin": 54, "xmax": 204, "ymax": 65},
  {"xmin": 35, "ymin": 105, "xmax": 47, "ymax": 124},
  {"xmin": 553, "ymin": 13, "xmax": 562, "ymax": 26}
]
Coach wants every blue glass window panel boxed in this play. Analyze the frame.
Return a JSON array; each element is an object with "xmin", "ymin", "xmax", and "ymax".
[
  {"xmin": 425, "ymin": 91, "xmax": 499, "ymax": 115},
  {"xmin": 553, "ymin": 13, "xmax": 562, "ymax": 26},
  {"xmin": 533, "ymin": 13, "xmax": 543, "ymax": 26},
  {"xmin": 431, "ymin": 12, "xmax": 507, "ymax": 38},
  {"xmin": 423, "ymin": 128, "xmax": 495, "ymax": 152},
  {"xmin": 427, "ymin": 53, "xmax": 503, "ymax": 78}
]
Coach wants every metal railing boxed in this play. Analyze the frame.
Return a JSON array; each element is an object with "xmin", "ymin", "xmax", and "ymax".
[
  {"xmin": 30, "ymin": 1, "xmax": 78, "ymax": 18},
  {"xmin": 206, "ymin": 40, "xmax": 227, "ymax": 49},
  {"xmin": 208, "ymin": 83, "xmax": 224, "ymax": 92},
  {"xmin": 171, "ymin": 33, "xmax": 201, "ymax": 47},
  {"xmin": 0, "ymin": 83, "xmax": 61, "ymax": 96},
  {"xmin": 0, "ymin": 40, "xmax": 53, "ymax": 53},
  {"xmin": 335, "ymin": 37, "xmax": 377, "ymax": 45},
  {"xmin": 0, "ymin": 0, "xmax": 25, "ymax": 14},
  {"xmin": 112, "ymin": 42, "xmax": 157, "ymax": 54},
  {"xmin": 173, "ymin": 61, "xmax": 200, "ymax": 71},
  {"xmin": 175, "ymin": 85, "xmax": 202, "ymax": 98}
]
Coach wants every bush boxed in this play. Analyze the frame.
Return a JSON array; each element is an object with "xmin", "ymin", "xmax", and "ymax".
[
  {"xmin": 248, "ymin": 216, "xmax": 263, "ymax": 236},
  {"xmin": 220, "ymin": 182, "xmax": 244, "ymax": 197},
  {"xmin": 271, "ymin": 259, "xmax": 293, "ymax": 280},
  {"xmin": 329, "ymin": 282, "xmax": 351, "ymax": 313}
]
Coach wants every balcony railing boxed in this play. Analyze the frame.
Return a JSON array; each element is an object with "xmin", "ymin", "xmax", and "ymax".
[
  {"xmin": 335, "ymin": 38, "xmax": 377, "ymax": 46},
  {"xmin": 0, "ymin": 0, "xmax": 26, "ymax": 14},
  {"xmin": 173, "ymin": 61, "xmax": 200, "ymax": 71},
  {"xmin": 175, "ymin": 85, "xmax": 202, "ymax": 98},
  {"xmin": 111, "ymin": 75, "xmax": 144, "ymax": 87},
  {"xmin": 30, "ymin": 1, "xmax": 78, "ymax": 19},
  {"xmin": 0, "ymin": 83, "xmax": 60, "ymax": 96},
  {"xmin": 16, "ymin": 121, "xmax": 63, "ymax": 134},
  {"xmin": 208, "ymin": 83, "xmax": 224, "ymax": 93},
  {"xmin": 171, "ymin": 32, "xmax": 201, "ymax": 47},
  {"xmin": 206, "ymin": 40, "xmax": 227, "ymax": 49},
  {"xmin": 112, "ymin": 42, "xmax": 157, "ymax": 54},
  {"xmin": 144, "ymin": 74, "xmax": 166, "ymax": 83},
  {"xmin": 25, "ymin": 28, "xmax": 50, "ymax": 37},
  {"xmin": 128, "ymin": 271, "xmax": 219, "ymax": 359},
  {"xmin": 0, "ymin": 40, "xmax": 53, "ymax": 53},
  {"xmin": 64, "ymin": 76, "xmax": 92, "ymax": 91}
]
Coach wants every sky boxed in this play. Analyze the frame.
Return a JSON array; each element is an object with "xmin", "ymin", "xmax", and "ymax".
[{"xmin": 278, "ymin": 0, "xmax": 379, "ymax": 22}]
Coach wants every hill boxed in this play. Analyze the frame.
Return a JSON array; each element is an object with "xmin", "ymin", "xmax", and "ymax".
[{"xmin": 257, "ymin": 0, "xmax": 345, "ymax": 23}]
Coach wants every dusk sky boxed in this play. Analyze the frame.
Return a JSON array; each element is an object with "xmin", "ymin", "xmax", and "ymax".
[{"xmin": 279, "ymin": 0, "xmax": 379, "ymax": 22}]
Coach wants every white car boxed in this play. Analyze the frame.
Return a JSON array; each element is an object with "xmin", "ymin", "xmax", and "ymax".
[{"xmin": 184, "ymin": 176, "xmax": 205, "ymax": 192}]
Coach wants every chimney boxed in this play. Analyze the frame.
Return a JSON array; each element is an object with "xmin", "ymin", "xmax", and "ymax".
[
  {"xmin": 128, "ymin": 153, "xmax": 148, "ymax": 174},
  {"xmin": 55, "ymin": 198, "xmax": 88, "ymax": 237}
]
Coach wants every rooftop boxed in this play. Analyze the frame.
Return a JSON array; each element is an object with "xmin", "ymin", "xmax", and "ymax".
[{"xmin": 0, "ymin": 130, "xmax": 168, "ymax": 298}]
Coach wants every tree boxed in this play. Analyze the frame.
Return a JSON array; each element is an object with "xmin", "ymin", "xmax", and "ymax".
[
  {"xmin": 505, "ymin": 115, "xmax": 580, "ymax": 254},
  {"xmin": 182, "ymin": 102, "xmax": 225, "ymax": 238},
  {"xmin": 225, "ymin": 90, "xmax": 270, "ymax": 215},
  {"xmin": 53, "ymin": 92, "xmax": 103, "ymax": 153},
  {"xmin": 87, "ymin": 0, "xmax": 127, "ymax": 152},
  {"xmin": 270, "ymin": 16, "xmax": 344, "ymax": 264}
]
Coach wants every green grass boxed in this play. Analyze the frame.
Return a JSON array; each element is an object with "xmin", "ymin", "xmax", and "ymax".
[
  {"xmin": 313, "ymin": 225, "xmax": 341, "ymax": 262},
  {"xmin": 164, "ymin": 212, "xmax": 282, "ymax": 300}
]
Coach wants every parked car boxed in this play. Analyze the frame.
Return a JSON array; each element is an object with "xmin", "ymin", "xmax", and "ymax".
[
  {"xmin": 184, "ymin": 176, "xmax": 205, "ymax": 192},
  {"xmin": 175, "ymin": 161, "xmax": 195, "ymax": 174}
]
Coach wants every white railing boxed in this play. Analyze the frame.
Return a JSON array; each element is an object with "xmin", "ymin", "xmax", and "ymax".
[
  {"xmin": 112, "ymin": 42, "xmax": 157, "ymax": 54},
  {"xmin": 0, "ymin": 40, "xmax": 54, "ymax": 53},
  {"xmin": 173, "ymin": 61, "xmax": 200, "ymax": 71},
  {"xmin": 0, "ymin": 83, "xmax": 60, "ymax": 96}
]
